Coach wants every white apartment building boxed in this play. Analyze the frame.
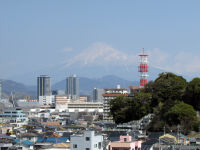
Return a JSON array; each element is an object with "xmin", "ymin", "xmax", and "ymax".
[
  {"xmin": 29, "ymin": 108, "xmax": 56, "ymax": 118},
  {"xmin": 103, "ymin": 85, "xmax": 128, "ymax": 122},
  {"xmin": 39, "ymin": 95, "xmax": 55, "ymax": 107},
  {"xmin": 70, "ymin": 130, "xmax": 103, "ymax": 150},
  {"xmin": 55, "ymin": 95, "xmax": 70, "ymax": 111},
  {"xmin": 67, "ymin": 102, "xmax": 103, "ymax": 112}
]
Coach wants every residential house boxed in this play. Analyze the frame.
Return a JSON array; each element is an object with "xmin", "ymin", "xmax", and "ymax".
[
  {"xmin": 108, "ymin": 135, "xmax": 142, "ymax": 150},
  {"xmin": 70, "ymin": 130, "xmax": 104, "ymax": 150},
  {"xmin": 20, "ymin": 132, "xmax": 39, "ymax": 143}
]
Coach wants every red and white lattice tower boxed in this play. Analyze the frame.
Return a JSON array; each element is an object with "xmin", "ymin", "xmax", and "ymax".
[{"xmin": 138, "ymin": 48, "xmax": 149, "ymax": 87}]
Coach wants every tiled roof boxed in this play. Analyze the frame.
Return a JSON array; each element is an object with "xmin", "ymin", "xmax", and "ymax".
[
  {"xmin": 51, "ymin": 133, "xmax": 61, "ymax": 137},
  {"xmin": 21, "ymin": 133, "xmax": 38, "ymax": 137},
  {"xmin": 104, "ymin": 88, "xmax": 128, "ymax": 90},
  {"xmin": 53, "ymin": 142, "xmax": 70, "ymax": 148},
  {"xmin": 102, "ymin": 94, "xmax": 129, "ymax": 97},
  {"xmin": 41, "ymin": 122, "xmax": 60, "ymax": 126}
]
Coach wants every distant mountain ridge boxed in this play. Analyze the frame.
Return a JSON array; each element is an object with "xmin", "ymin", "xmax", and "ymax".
[
  {"xmin": 52, "ymin": 75, "xmax": 139, "ymax": 95},
  {"xmin": 1, "ymin": 75, "xmax": 139, "ymax": 98},
  {"xmin": 0, "ymin": 80, "xmax": 36, "ymax": 99}
]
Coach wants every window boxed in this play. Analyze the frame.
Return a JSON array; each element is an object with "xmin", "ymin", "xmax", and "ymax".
[
  {"xmin": 124, "ymin": 138, "xmax": 127, "ymax": 142},
  {"xmin": 94, "ymin": 144, "xmax": 97, "ymax": 148},
  {"xmin": 98, "ymin": 142, "xmax": 101, "ymax": 149},
  {"xmin": 86, "ymin": 148, "xmax": 90, "ymax": 150},
  {"xmin": 73, "ymin": 144, "xmax": 77, "ymax": 148},
  {"xmin": 85, "ymin": 137, "xmax": 90, "ymax": 141}
]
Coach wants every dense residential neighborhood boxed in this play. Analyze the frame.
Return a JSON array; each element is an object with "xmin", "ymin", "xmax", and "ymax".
[{"xmin": 1, "ymin": 73, "xmax": 200, "ymax": 150}]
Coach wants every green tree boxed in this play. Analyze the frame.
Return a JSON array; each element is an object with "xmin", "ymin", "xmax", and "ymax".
[
  {"xmin": 109, "ymin": 95, "xmax": 128, "ymax": 123},
  {"xmin": 183, "ymin": 78, "xmax": 200, "ymax": 110},
  {"xmin": 144, "ymin": 72, "xmax": 187, "ymax": 108},
  {"xmin": 165, "ymin": 102, "xmax": 197, "ymax": 134},
  {"xmin": 134, "ymin": 92, "xmax": 152, "ymax": 118},
  {"xmin": 153, "ymin": 72, "xmax": 187, "ymax": 102},
  {"xmin": 109, "ymin": 93, "xmax": 152, "ymax": 124},
  {"xmin": 144, "ymin": 72, "xmax": 191, "ymax": 132}
]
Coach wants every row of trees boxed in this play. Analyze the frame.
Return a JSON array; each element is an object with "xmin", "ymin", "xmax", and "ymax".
[{"xmin": 109, "ymin": 72, "xmax": 200, "ymax": 134}]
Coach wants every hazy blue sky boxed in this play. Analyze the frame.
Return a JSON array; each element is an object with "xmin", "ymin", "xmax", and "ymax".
[{"xmin": 1, "ymin": 0, "xmax": 200, "ymax": 84}]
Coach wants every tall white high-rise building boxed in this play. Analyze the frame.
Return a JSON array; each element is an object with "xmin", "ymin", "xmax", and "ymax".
[{"xmin": 66, "ymin": 74, "xmax": 79, "ymax": 100}]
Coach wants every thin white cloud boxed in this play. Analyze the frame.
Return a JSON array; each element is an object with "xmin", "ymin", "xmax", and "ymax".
[
  {"xmin": 169, "ymin": 52, "xmax": 200, "ymax": 74},
  {"xmin": 150, "ymin": 49, "xmax": 200, "ymax": 76},
  {"xmin": 149, "ymin": 48, "xmax": 169, "ymax": 68},
  {"xmin": 62, "ymin": 42, "xmax": 138, "ymax": 67}
]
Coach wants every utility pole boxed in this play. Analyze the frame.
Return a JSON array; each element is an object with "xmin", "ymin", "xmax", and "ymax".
[
  {"xmin": 164, "ymin": 126, "xmax": 166, "ymax": 135},
  {"xmin": 177, "ymin": 125, "xmax": 180, "ymax": 144}
]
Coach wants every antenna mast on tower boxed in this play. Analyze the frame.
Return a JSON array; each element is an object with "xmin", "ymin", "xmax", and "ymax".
[{"xmin": 138, "ymin": 48, "xmax": 149, "ymax": 87}]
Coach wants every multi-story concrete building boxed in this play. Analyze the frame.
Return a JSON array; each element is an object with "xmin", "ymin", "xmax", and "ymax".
[
  {"xmin": 39, "ymin": 95, "xmax": 55, "ymax": 107},
  {"xmin": 0, "ymin": 102, "xmax": 4, "ymax": 114},
  {"xmin": 0, "ymin": 82, "xmax": 2, "ymax": 100},
  {"xmin": 66, "ymin": 74, "xmax": 79, "ymax": 100},
  {"xmin": 67, "ymin": 102, "xmax": 103, "ymax": 112},
  {"xmin": 55, "ymin": 95, "xmax": 70, "ymax": 111},
  {"xmin": 70, "ymin": 130, "xmax": 104, "ymax": 150},
  {"xmin": 16, "ymin": 99, "xmax": 39, "ymax": 108},
  {"xmin": 0, "ymin": 108, "xmax": 26, "ymax": 123},
  {"xmin": 37, "ymin": 75, "xmax": 51, "ymax": 99},
  {"xmin": 102, "ymin": 85, "xmax": 128, "ymax": 122},
  {"xmin": 93, "ymin": 88, "xmax": 104, "ymax": 102}
]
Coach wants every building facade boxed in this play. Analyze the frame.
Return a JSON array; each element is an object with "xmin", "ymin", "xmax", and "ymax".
[
  {"xmin": 0, "ymin": 108, "xmax": 26, "ymax": 123},
  {"xmin": 102, "ymin": 85, "xmax": 128, "ymax": 122},
  {"xmin": 108, "ymin": 135, "xmax": 142, "ymax": 150},
  {"xmin": 67, "ymin": 102, "xmax": 103, "ymax": 112},
  {"xmin": 55, "ymin": 95, "xmax": 70, "ymax": 111},
  {"xmin": 0, "ymin": 82, "xmax": 2, "ymax": 100},
  {"xmin": 39, "ymin": 95, "xmax": 55, "ymax": 107},
  {"xmin": 37, "ymin": 75, "xmax": 51, "ymax": 99},
  {"xmin": 93, "ymin": 88, "xmax": 104, "ymax": 102},
  {"xmin": 66, "ymin": 74, "xmax": 79, "ymax": 100},
  {"xmin": 70, "ymin": 130, "xmax": 103, "ymax": 150}
]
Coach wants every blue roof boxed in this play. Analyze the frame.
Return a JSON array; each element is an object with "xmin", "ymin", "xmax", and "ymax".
[
  {"xmin": 35, "ymin": 126, "xmax": 42, "ymax": 129},
  {"xmin": 36, "ymin": 137, "xmax": 68, "ymax": 143},
  {"xmin": 13, "ymin": 139, "xmax": 20, "ymax": 143},
  {"xmin": 22, "ymin": 140, "xmax": 34, "ymax": 146}
]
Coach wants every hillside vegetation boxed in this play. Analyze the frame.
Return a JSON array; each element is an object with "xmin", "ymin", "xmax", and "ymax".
[{"xmin": 109, "ymin": 72, "xmax": 200, "ymax": 134}]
